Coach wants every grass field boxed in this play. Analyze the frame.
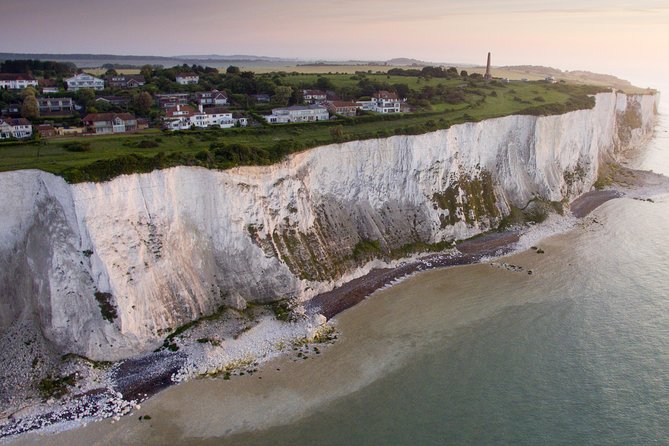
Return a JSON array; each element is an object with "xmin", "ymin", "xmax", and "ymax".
[{"xmin": 0, "ymin": 79, "xmax": 606, "ymax": 182}]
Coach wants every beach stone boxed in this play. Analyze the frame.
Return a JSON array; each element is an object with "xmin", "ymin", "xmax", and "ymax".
[{"xmin": 312, "ymin": 314, "xmax": 327, "ymax": 326}]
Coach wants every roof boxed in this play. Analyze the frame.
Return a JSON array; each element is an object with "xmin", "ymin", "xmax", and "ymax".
[
  {"xmin": 0, "ymin": 117, "xmax": 32, "ymax": 126},
  {"xmin": 156, "ymin": 93, "xmax": 190, "ymax": 98},
  {"xmin": 327, "ymin": 101, "xmax": 358, "ymax": 108},
  {"xmin": 96, "ymin": 95, "xmax": 128, "ymax": 102},
  {"xmin": 373, "ymin": 90, "xmax": 399, "ymax": 100},
  {"xmin": 109, "ymin": 75, "xmax": 146, "ymax": 82},
  {"xmin": 0, "ymin": 73, "xmax": 36, "ymax": 81},
  {"xmin": 196, "ymin": 90, "xmax": 228, "ymax": 98},
  {"xmin": 204, "ymin": 107, "xmax": 231, "ymax": 115},
  {"xmin": 164, "ymin": 105, "xmax": 197, "ymax": 118},
  {"xmin": 38, "ymin": 96, "xmax": 73, "ymax": 102},
  {"xmin": 303, "ymin": 89, "xmax": 326, "ymax": 96},
  {"xmin": 175, "ymin": 73, "xmax": 198, "ymax": 78},
  {"xmin": 274, "ymin": 105, "xmax": 328, "ymax": 112},
  {"xmin": 67, "ymin": 73, "xmax": 102, "ymax": 81},
  {"xmin": 83, "ymin": 113, "xmax": 136, "ymax": 122}
]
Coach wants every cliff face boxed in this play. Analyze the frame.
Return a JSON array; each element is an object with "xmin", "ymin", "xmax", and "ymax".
[{"xmin": 0, "ymin": 92, "xmax": 658, "ymax": 361}]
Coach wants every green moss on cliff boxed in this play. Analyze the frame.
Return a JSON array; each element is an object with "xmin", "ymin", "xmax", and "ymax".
[{"xmin": 433, "ymin": 171, "xmax": 499, "ymax": 226}]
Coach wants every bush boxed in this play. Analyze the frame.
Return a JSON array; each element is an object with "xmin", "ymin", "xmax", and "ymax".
[
  {"xmin": 94, "ymin": 291, "xmax": 118, "ymax": 322},
  {"xmin": 137, "ymin": 140, "xmax": 159, "ymax": 148},
  {"xmin": 62, "ymin": 142, "xmax": 92, "ymax": 152},
  {"xmin": 38, "ymin": 374, "xmax": 76, "ymax": 399}
]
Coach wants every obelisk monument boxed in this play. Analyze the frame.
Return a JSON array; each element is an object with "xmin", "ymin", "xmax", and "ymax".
[{"xmin": 484, "ymin": 52, "xmax": 492, "ymax": 80}]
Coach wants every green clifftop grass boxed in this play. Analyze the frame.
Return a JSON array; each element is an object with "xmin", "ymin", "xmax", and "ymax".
[{"xmin": 0, "ymin": 82, "xmax": 608, "ymax": 183}]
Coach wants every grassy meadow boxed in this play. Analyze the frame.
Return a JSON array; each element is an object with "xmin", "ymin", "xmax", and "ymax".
[{"xmin": 0, "ymin": 78, "xmax": 606, "ymax": 182}]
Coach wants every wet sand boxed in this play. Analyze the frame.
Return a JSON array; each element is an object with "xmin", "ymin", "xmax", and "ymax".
[{"xmin": 6, "ymin": 227, "xmax": 583, "ymax": 446}]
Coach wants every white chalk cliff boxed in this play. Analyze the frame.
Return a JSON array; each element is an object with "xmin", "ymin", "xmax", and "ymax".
[{"xmin": 0, "ymin": 92, "xmax": 658, "ymax": 361}]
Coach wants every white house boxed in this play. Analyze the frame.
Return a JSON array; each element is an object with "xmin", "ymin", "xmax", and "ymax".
[
  {"xmin": 0, "ymin": 117, "xmax": 33, "ymax": 139},
  {"xmin": 65, "ymin": 73, "xmax": 104, "ymax": 91},
  {"xmin": 175, "ymin": 73, "xmax": 199, "ymax": 85},
  {"xmin": 0, "ymin": 74, "xmax": 38, "ymax": 90},
  {"xmin": 195, "ymin": 90, "xmax": 228, "ymax": 107},
  {"xmin": 371, "ymin": 91, "xmax": 401, "ymax": 113},
  {"xmin": 265, "ymin": 105, "xmax": 329, "ymax": 124},
  {"xmin": 302, "ymin": 89, "xmax": 327, "ymax": 104},
  {"xmin": 82, "ymin": 113, "xmax": 138, "ymax": 134},
  {"xmin": 163, "ymin": 105, "xmax": 246, "ymax": 130},
  {"xmin": 356, "ymin": 91, "xmax": 401, "ymax": 114},
  {"xmin": 37, "ymin": 97, "xmax": 75, "ymax": 114}
]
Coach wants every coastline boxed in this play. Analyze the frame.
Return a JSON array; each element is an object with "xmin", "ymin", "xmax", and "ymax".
[{"xmin": 2, "ymin": 164, "xmax": 668, "ymax": 442}]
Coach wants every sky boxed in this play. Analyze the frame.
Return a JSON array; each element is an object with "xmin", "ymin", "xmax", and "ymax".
[{"xmin": 1, "ymin": 0, "xmax": 667, "ymax": 88}]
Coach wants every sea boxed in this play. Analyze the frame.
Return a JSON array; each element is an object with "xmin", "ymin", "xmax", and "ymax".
[{"xmin": 11, "ymin": 87, "xmax": 669, "ymax": 446}]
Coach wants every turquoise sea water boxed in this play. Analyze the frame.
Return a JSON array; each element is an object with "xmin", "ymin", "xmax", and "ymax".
[{"xmin": 214, "ymin": 93, "xmax": 669, "ymax": 446}]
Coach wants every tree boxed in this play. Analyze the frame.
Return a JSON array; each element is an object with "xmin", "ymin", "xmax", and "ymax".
[
  {"xmin": 316, "ymin": 76, "xmax": 335, "ymax": 91},
  {"xmin": 460, "ymin": 70, "xmax": 469, "ymax": 78},
  {"xmin": 272, "ymin": 86, "xmax": 293, "ymax": 106},
  {"xmin": 140, "ymin": 65, "xmax": 153, "ymax": 80},
  {"xmin": 77, "ymin": 88, "xmax": 96, "ymax": 107},
  {"xmin": 392, "ymin": 83, "xmax": 410, "ymax": 99},
  {"xmin": 226, "ymin": 66, "xmax": 241, "ymax": 75},
  {"xmin": 21, "ymin": 93, "xmax": 39, "ymax": 119},
  {"xmin": 20, "ymin": 86, "xmax": 38, "ymax": 99},
  {"xmin": 134, "ymin": 91, "xmax": 153, "ymax": 114}
]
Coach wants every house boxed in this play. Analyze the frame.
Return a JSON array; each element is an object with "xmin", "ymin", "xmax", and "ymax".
[
  {"xmin": 0, "ymin": 73, "xmax": 38, "ymax": 90},
  {"xmin": 156, "ymin": 93, "xmax": 190, "ymax": 108},
  {"xmin": 195, "ymin": 90, "xmax": 228, "ymax": 107},
  {"xmin": 107, "ymin": 75, "xmax": 146, "ymax": 88},
  {"xmin": 163, "ymin": 105, "xmax": 247, "ymax": 130},
  {"xmin": 251, "ymin": 94, "xmax": 271, "ymax": 103},
  {"xmin": 371, "ymin": 91, "xmax": 401, "ymax": 113},
  {"xmin": 37, "ymin": 97, "xmax": 75, "ymax": 115},
  {"xmin": 0, "ymin": 117, "xmax": 33, "ymax": 139},
  {"xmin": 137, "ymin": 118, "xmax": 150, "ymax": 130},
  {"xmin": 1, "ymin": 103, "xmax": 21, "ymax": 116},
  {"xmin": 175, "ymin": 73, "xmax": 199, "ymax": 85},
  {"xmin": 356, "ymin": 100, "xmax": 375, "ymax": 111},
  {"xmin": 265, "ymin": 105, "xmax": 329, "ymax": 124},
  {"xmin": 65, "ymin": 73, "xmax": 104, "ymax": 91},
  {"xmin": 55, "ymin": 126, "xmax": 85, "ymax": 136},
  {"xmin": 39, "ymin": 78, "xmax": 60, "ymax": 93},
  {"xmin": 325, "ymin": 101, "xmax": 358, "ymax": 117},
  {"xmin": 82, "ymin": 113, "xmax": 138, "ymax": 134},
  {"xmin": 36, "ymin": 124, "xmax": 56, "ymax": 138},
  {"xmin": 302, "ymin": 89, "xmax": 327, "ymax": 104},
  {"xmin": 163, "ymin": 104, "xmax": 197, "ymax": 130},
  {"xmin": 95, "ymin": 96, "xmax": 130, "ymax": 107},
  {"xmin": 544, "ymin": 76, "xmax": 557, "ymax": 84}
]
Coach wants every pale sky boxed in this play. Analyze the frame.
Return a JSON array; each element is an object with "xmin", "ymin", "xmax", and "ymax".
[{"xmin": 1, "ymin": 0, "xmax": 667, "ymax": 88}]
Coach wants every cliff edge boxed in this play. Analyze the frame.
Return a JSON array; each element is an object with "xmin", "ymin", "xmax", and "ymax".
[{"xmin": 0, "ymin": 91, "xmax": 658, "ymax": 362}]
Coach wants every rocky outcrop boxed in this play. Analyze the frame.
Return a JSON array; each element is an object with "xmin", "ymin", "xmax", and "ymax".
[{"xmin": 0, "ymin": 92, "xmax": 658, "ymax": 361}]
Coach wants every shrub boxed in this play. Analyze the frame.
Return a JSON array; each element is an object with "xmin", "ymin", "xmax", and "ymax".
[
  {"xmin": 38, "ymin": 374, "xmax": 76, "ymax": 399},
  {"xmin": 94, "ymin": 291, "xmax": 118, "ymax": 322},
  {"xmin": 62, "ymin": 142, "xmax": 91, "ymax": 152},
  {"xmin": 137, "ymin": 140, "xmax": 159, "ymax": 148}
]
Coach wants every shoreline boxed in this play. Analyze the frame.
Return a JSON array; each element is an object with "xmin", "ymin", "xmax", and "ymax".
[{"xmin": 2, "ymin": 167, "xmax": 668, "ymax": 442}]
